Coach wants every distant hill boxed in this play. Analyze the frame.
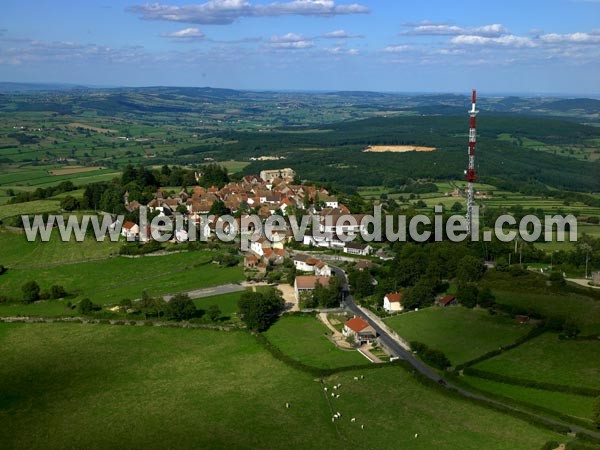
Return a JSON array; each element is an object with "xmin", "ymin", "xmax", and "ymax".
[
  {"xmin": 0, "ymin": 82, "xmax": 88, "ymax": 92},
  {"xmin": 544, "ymin": 98, "xmax": 600, "ymax": 114}
]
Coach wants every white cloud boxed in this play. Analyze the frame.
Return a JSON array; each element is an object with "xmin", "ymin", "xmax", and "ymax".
[
  {"xmin": 269, "ymin": 33, "xmax": 314, "ymax": 49},
  {"xmin": 402, "ymin": 23, "xmax": 509, "ymax": 37},
  {"xmin": 160, "ymin": 27, "xmax": 206, "ymax": 39},
  {"xmin": 128, "ymin": 0, "xmax": 369, "ymax": 25},
  {"xmin": 384, "ymin": 45, "xmax": 411, "ymax": 52},
  {"xmin": 539, "ymin": 32, "xmax": 600, "ymax": 44},
  {"xmin": 450, "ymin": 34, "xmax": 536, "ymax": 48},
  {"xmin": 325, "ymin": 46, "xmax": 359, "ymax": 54},
  {"xmin": 320, "ymin": 29, "xmax": 364, "ymax": 39}
]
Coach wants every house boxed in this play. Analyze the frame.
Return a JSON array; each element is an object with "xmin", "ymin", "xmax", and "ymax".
[
  {"xmin": 515, "ymin": 315, "xmax": 530, "ymax": 324},
  {"xmin": 342, "ymin": 316, "xmax": 377, "ymax": 344},
  {"xmin": 121, "ymin": 221, "xmax": 140, "ymax": 240},
  {"xmin": 294, "ymin": 275, "xmax": 330, "ymax": 302},
  {"xmin": 438, "ymin": 294, "xmax": 457, "ymax": 307},
  {"xmin": 383, "ymin": 292, "xmax": 404, "ymax": 313},
  {"xmin": 343, "ymin": 242, "xmax": 373, "ymax": 256},
  {"xmin": 293, "ymin": 255, "xmax": 321, "ymax": 272},
  {"xmin": 314, "ymin": 261, "xmax": 331, "ymax": 277},
  {"xmin": 244, "ymin": 254, "xmax": 259, "ymax": 269}
]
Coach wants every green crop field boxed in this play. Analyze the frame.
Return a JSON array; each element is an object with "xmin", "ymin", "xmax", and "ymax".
[
  {"xmin": 0, "ymin": 199, "xmax": 61, "ymax": 220},
  {"xmin": 264, "ymin": 315, "xmax": 370, "ymax": 369},
  {"xmin": 0, "ymin": 250, "xmax": 244, "ymax": 304},
  {"xmin": 460, "ymin": 375, "xmax": 595, "ymax": 425},
  {"xmin": 384, "ymin": 307, "xmax": 532, "ymax": 366},
  {"xmin": 473, "ymin": 333, "xmax": 600, "ymax": 390},
  {"xmin": 0, "ymin": 323, "xmax": 563, "ymax": 449}
]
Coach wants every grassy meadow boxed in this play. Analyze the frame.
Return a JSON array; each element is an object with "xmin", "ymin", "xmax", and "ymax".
[
  {"xmin": 473, "ymin": 333, "xmax": 600, "ymax": 391},
  {"xmin": 384, "ymin": 307, "xmax": 532, "ymax": 366},
  {"xmin": 264, "ymin": 315, "xmax": 369, "ymax": 369},
  {"xmin": 0, "ymin": 322, "xmax": 565, "ymax": 450}
]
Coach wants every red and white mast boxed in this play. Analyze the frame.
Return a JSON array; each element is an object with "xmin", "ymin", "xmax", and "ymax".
[{"xmin": 465, "ymin": 89, "xmax": 478, "ymax": 234}]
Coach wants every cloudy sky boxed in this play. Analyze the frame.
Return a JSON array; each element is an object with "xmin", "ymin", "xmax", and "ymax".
[{"xmin": 1, "ymin": 0, "xmax": 599, "ymax": 94}]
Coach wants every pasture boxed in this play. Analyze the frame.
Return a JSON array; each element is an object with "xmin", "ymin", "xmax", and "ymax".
[
  {"xmin": 461, "ymin": 375, "xmax": 595, "ymax": 426},
  {"xmin": 0, "ymin": 250, "xmax": 244, "ymax": 304},
  {"xmin": 0, "ymin": 323, "xmax": 563, "ymax": 449},
  {"xmin": 384, "ymin": 307, "xmax": 531, "ymax": 366},
  {"xmin": 264, "ymin": 315, "xmax": 369, "ymax": 369},
  {"xmin": 473, "ymin": 333, "xmax": 600, "ymax": 390}
]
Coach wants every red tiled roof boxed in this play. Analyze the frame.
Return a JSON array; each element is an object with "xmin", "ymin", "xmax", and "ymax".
[
  {"xmin": 123, "ymin": 221, "xmax": 137, "ymax": 230},
  {"xmin": 295, "ymin": 276, "xmax": 330, "ymax": 289},
  {"xmin": 385, "ymin": 292, "xmax": 403, "ymax": 303},
  {"xmin": 345, "ymin": 317, "xmax": 370, "ymax": 333}
]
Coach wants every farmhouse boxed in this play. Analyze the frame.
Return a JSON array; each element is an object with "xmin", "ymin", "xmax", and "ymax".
[
  {"xmin": 343, "ymin": 316, "xmax": 377, "ymax": 344},
  {"xmin": 438, "ymin": 294, "xmax": 457, "ymax": 307},
  {"xmin": 294, "ymin": 275, "xmax": 330, "ymax": 302},
  {"xmin": 383, "ymin": 292, "xmax": 404, "ymax": 313},
  {"xmin": 343, "ymin": 242, "xmax": 373, "ymax": 256}
]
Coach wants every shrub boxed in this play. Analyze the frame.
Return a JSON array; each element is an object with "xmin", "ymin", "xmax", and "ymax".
[
  {"xmin": 50, "ymin": 285, "xmax": 67, "ymax": 299},
  {"xmin": 78, "ymin": 298, "xmax": 100, "ymax": 315},
  {"xmin": 410, "ymin": 341, "xmax": 452, "ymax": 370},
  {"xmin": 21, "ymin": 281, "xmax": 41, "ymax": 304}
]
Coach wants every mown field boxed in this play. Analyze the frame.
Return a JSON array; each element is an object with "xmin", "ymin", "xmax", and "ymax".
[
  {"xmin": 0, "ymin": 250, "xmax": 244, "ymax": 305},
  {"xmin": 472, "ymin": 333, "xmax": 600, "ymax": 391},
  {"xmin": 264, "ymin": 315, "xmax": 369, "ymax": 369},
  {"xmin": 0, "ymin": 323, "xmax": 564, "ymax": 449},
  {"xmin": 384, "ymin": 307, "xmax": 532, "ymax": 366}
]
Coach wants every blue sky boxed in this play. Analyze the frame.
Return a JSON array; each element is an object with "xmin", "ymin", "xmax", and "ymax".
[{"xmin": 1, "ymin": 0, "xmax": 599, "ymax": 94}]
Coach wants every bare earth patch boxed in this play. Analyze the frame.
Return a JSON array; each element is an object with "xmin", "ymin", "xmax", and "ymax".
[
  {"xmin": 48, "ymin": 166, "xmax": 105, "ymax": 176},
  {"xmin": 67, "ymin": 122, "xmax": 116, "ymax": 133},
  {"xmin": 363, "ymin": 145, "xmax": 437, "ymax": 153}
]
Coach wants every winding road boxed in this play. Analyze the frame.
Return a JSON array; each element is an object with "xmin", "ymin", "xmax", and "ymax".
[{"xmin": 329, "ymin": 264, "xmax": 600, "ymax": 439}]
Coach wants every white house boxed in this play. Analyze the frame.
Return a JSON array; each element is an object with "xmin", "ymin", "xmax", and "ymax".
[
  {"xmin": 314, "ymin": 261, "xmax": 331, "ymax": 277},
  {"xmin": 383, "ymin": 292, "xmax": 404, "ymax": 313},
  {"xmin": 319, "ymin": 214, "xmax": 367, "ymax": 235},
  {"xmin": 121, "ymin": 221, "xmax": 140, "ymax": 240},
  {"xmin": 343, "ymin": 242, "xmax": 373, "ymax": 256}
]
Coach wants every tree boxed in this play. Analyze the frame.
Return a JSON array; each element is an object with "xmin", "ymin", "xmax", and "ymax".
[
  {"xmin": 477, "ymin": 287, "xmax": 496, "ymax": 308},
  {"xmin": 78, "ymin": 298, "xmax": 99, "ymax": 315},
  {"xmin": 21, "ymin": 281, "xmax": 40, "ymax": 304},
  {"xmin": 457, "ymin": 283, "xmax": 479, "ymax": 308},
  {"xmin": 549, "ymin": 271, "xmax": 566, "ymax": 287},
  {"xmin": 60, "ymin": 195, "xmax": 80, "ymax": 211},
  {"xmin": 209, "ymin": 199, "xmax": 231, "ymax": 216},
  {"xmin": 456, "ymin": 255, "xmax": 485, "ymax": 283},
  {"xmin": 207, "ymin": 304, "xmax": 221, "ymax": 322},
  {"xmin": 49, "ymin": 285, "xmax": 67, "ymax": 299},
  {"xmin": 166, "ymin": 293, "xmax": 197, "ymax": 321},
  {"xmin": 237, "ymin": 288, "xmax": 284, "ymax": 331}
]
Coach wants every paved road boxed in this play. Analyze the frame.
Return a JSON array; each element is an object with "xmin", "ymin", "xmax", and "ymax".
[
  {"xmin": 132, "ymin": 283, "xmax": 245, "ymax": 303},
  {"xmin": 329, "ymin": 264, "xmax": 600, "ymax": 439}
]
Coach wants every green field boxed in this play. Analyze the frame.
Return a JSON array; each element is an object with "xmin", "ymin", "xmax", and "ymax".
[
  {"xmin": 0, "ymin": 228, "xmax": 119, "ymax": 267},
  {"xmin": 0, "ymin": 323, "xmax": 563, "ymax": 449},
  {"xmin": 493, "ymin": 289, "xmax": 600, "ymax": 334},
  {"xmin": 461, "ymin": 375, "xmax": 595, "ymax": 425},
  {"xmin": 473, "ymin": 333, "xmax": 600, "ymax": 390},
  {"xmin": 384, "ymin": 307, "xmax": 532, "ymax": 366},
  {"xmin": 193, "ymin": 290, "xmax": 244, "ymax": 321},
  {"xmin": 264, "ymin": 315, "xmax": 370, "ymax": 369},
  {"xmin": 0, "ymin": 199, "xmax": 61, "ymax": 220},
  {"xmin": 0, "ymin": 250, "xmax": 244, "ymax": 305}
]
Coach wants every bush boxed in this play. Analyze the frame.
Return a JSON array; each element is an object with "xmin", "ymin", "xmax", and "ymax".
[
  {"xmin": 165, "ymin": 293, "xmax": 197, "ymax": 321},
  {"xmin": 21, "ymin": 281, "xmax": 41, "ymax": 304},
  {"xmin": 50, "ymin": 285, "xmax": 67, "ymax": 299},
  {"xmin": 78, "ymin": 298, "xmax": 100, "ymax": 315},
  {"xmin": 411, "ymin": 341, "xmax": 452, "ymax": 370},
  {"xmin": 0, "ymin": 265, "xmax": 6, "ymax": 275}
]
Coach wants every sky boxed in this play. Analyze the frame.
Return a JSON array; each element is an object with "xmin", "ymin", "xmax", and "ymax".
[{"xmin": 1, "ymin": 0, "xmax": 599, "ymax": 94}]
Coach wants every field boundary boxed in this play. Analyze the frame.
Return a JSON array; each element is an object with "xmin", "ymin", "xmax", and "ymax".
[{"xmin": 463, "ymin": 367, "xmax": 600, "ymax": 397}]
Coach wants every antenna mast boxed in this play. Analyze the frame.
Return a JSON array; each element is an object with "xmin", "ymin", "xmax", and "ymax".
[{"xmin": 465, "ymin": 89, "xmax": 478, "ymax": 234}]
